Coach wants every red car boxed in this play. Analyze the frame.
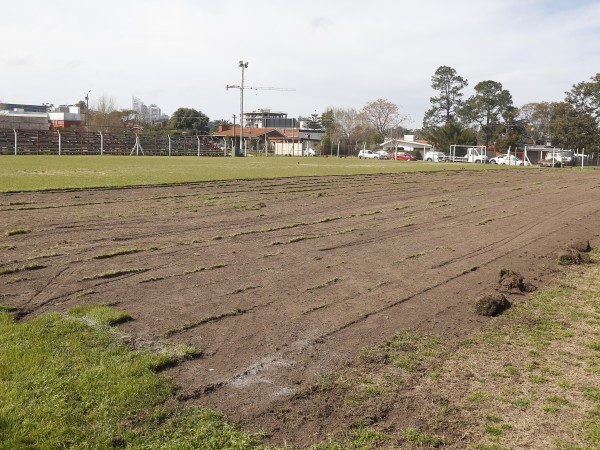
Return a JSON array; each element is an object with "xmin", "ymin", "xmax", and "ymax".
[{"xmin": 389, "ymin": 151, "xmax": 417, "ymax": 161}]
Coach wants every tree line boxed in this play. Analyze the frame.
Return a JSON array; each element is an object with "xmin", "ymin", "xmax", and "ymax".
[
  {"xmin": 421, "ymin": 66, "xmax": 600, "ymax": 152},
  {"xmin": 79, "ymin": 69, "xmax": 600, "ymax": 154}
]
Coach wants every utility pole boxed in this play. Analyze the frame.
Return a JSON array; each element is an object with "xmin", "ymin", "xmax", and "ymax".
[
  {"xmin": 85, "ymin": 90, "xmax": 91, "ymax": 129},
  {"xmin": 232, "ymin": 114, "xmax": 237, "ymax": 156},
  {"xmin": 238, "ymin": 61, "xmax": 248, "ymax": 157},
  {"xmin": 226, "ymin": 65, "xmax": 294, "ymax": 157}
]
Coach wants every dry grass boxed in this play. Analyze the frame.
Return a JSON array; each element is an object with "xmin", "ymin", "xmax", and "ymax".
[{"xmin": 303, "ymin": 252, "xmax": 600, "ymax": 449}]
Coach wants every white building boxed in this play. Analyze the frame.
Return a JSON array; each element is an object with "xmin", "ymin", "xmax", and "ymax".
[
  {"xmin": 132, "ymin": 96, "xmax": 165, "ymax": 123},
  {"xmin": 380, "ymin": 135, "xmax": 432, "ymax": 158}
]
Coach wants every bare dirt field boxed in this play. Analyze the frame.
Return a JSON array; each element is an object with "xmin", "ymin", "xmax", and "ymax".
[{"xmin": 2, "ymin": 168, "xmax": 599, "ymax": 446}]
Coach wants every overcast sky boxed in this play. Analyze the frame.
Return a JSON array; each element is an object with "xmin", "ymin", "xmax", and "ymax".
[{"xmin": 2, "ymin": 0, "xmax": 599, "ymax": 127}]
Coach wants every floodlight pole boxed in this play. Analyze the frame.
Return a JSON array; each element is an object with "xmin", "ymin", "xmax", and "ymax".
[{"xmin": 239, "ymin": 61, "xmax": 248, "ymax": 157}]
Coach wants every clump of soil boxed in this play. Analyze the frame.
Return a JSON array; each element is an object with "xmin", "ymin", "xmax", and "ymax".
[
  {"xmin": 568, "ymin": 240, "xmax": 592, "ymax": 253},
  {"xmin": 558, "ymin": 248, "xmax": 592, "ymax": 265},
  {"xmin": 560, "ymin": 240, "xmax": 593, "ymax": 265},
  {"xmin": 498, "ymin": 269, "xmax": 537, "ymax": 293},
  {"xmin": 475, "ymin": 293, "xmax": 511, "ymax": 316}
]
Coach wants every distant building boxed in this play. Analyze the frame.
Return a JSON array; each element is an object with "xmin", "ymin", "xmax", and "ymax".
[
  {"xmin": 0, "ymin": 103, "xmax": 49, "ymax": 113},
  {"xmin": 132, "ymin": 96, "xmax": 166, "ymax": 124},
  {"xmin": 243, "ymin": 109, "xmax": 297, "ymax": 128},
  {"xmin": 380, "ymin": 135, "xmax": 432, "ymax": 159},
  {"xmin": 48, "ymin": 105, "xmax": 83, "ymax": 129},
  {"xmin": 0, "ymin": 103, "xmax": 50, "ymax": 130}
]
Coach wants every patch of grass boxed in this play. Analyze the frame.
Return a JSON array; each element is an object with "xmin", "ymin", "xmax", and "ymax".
[
  {"xmin": 4, "ymin": 228, "xmax": 30, "ymax": 236},
  {"xmin": 468, "ymin": 390, "xmax": 493, "ymax": 403},
  {"xmin": 68, "ymin": 304, "xmax": 132, "ymax": 326},
  {"xmin": 92, "ymin": 247, "xmax": 145, "ymax": 259},
  {"xmin": 0, "ymin": 262, "xmax": 46, "ymax": 275},
  {"xmin": 492, "ymin": 365, "xmax": 520, "ymax": 378},
  {"xmin": 310, "ymin": 427, "xmax": 389, "ymax": 450},
  {"xmin": 164, "ymin": 308, "xmax": 246, "ymax": 337},
  {"xmin": 308, "ymin": 277, "xmax": 340, "ymax": 291},
  {"xmin": 231, "ymin": 285, "xmax": 261, "ymax": 294},
  {"xmin": 400, "ymin": 427, "xmax": 443, "ymax": 446},
  {"xmin": 485, "ymin": 422, "xmax": 511, "ymax": 437},
  {"xmin": 345, "ymin": 379, "xmax": 385, "ymax": 405},
  {"xmin": 386, "ymin": 331, "xmax": 441, "ymax": 372},
  {"xmin": 0, "ymin": 304, "xmax": 19, "ymax": 313},
  {"xmin": 83, "ymin": 268, "xmax": 149, "ymax": 280},
  {"xmin": 140, "ymin": 263, "xmax": 227, "ymax": 283},
  {"xmin": 0, "ymin": 309, "xmax": 265, "ymax": 449}
]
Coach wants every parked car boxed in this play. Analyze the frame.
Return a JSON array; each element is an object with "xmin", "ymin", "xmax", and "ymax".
[
  {"xmin": 489, "ymin": 154, "xmax": 531, "ymax": 166},
  {"xmin": 374, "ymin": 150, "xmax": 390, "ymax": 160},
  {"xmin": 539, "ymin": 150, "xmax": 574, "ymax": 167},
  {"xmin": 389, "ymin": 151, "xmax": 417, "ymax": 161},
  {"xmin": 424, "ymin": 151, "xmax": 447, "ymax": 162},
  {"xmin": 358, "ymin": 150, "xmax": 379, "ymax": 159}
]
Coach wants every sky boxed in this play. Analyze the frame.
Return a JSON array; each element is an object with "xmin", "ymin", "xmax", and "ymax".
[{"xmin": 2, "ymin": 0, "xmax": 600, "ymax": 128}]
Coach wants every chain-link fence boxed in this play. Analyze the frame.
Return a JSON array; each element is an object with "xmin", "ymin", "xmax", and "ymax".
[{"xmin": 0, "ymin": 130, "xmax": 225, "ymax": 156}]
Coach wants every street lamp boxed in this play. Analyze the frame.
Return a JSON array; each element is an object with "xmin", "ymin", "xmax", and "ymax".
[{"xmin": 239, "ymin": 61, "xmax": 248, "ymax": 157}]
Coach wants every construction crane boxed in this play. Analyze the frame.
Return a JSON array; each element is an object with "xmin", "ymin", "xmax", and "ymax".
[{"xmin": 225, "ymin": 85, "xmax": 295, "ymax": 91}]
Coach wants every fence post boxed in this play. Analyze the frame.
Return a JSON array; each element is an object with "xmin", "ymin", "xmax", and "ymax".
[
  {"xmin": 13, "ymin": 129, "xmax": 17, "ymax": 155},
  {"xmin": 168, "ymin": 134, "xmax": 171, "ymax": 156},
  {"xmin": 99, "ymin": 131, "xmax": 104, "ymax": 155},
  {"xmin": 57, "ymin": 129, "xmax": 61, "ymax": 155},
  {"xmin": 197, "ymin": 136, "xmax": 200, "ymax": 157}
]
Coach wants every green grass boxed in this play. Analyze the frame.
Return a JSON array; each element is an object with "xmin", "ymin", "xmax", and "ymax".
[
  {"xmin": 0, "ymin": 307, "xmax": 265, "ymax": 449},
  {"xmin": 0, "ymin": 262, "xmax": 46, "ymax": 275},
  {"xmin": 3, "ymin": 228, "xmax": 30, "ymax": 236},
  {"xmin": 92, "ymin": 247, "xmax": 145, "ymax": 260},
  {"xmin": 0, "ymin": 155, "xmax": 513, "ymax": 192}
]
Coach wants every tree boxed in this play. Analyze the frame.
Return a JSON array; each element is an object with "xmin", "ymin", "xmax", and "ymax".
[
  {"xmin": 550, "ymin": 102, "xmax": 599, "ymax": 151},
  {"xmin": 360, "ymin": 98, "xmax": 407, "ymax": 142},
  {"xmin": 87, "ymin": 95, "xmax": 132, "ymax": 132},
  {"xmin": 565, "ymin": 73, "xmax": 600, "ymax": 123},
  {"xmin": 423, "ymin": 121, "xmax": 477, "ymax": 151},
  {"xmin": 460, "ymin": 80, "xmax": 513, "ymax": 147},
  {"xmin": 169, "ymin": 108, "xmax": 209, "ymax": 134},
  {"xmin": 423, "ymin": 66, "xmax": 468, "ymax": 129},
  {"xmin": 519, "ymin": 102, "xmax": 554, "ymax": 145},
  {"xmin": 211, "ymin": 119, "xmax": 232, "ymax": 132},
  {"xmin": 495, "ymin": 106, "xmax": 527, "ymax": 151},
  {"xmin": 305, "ymin": 112, "xmax": 322, "ymax": 130},
  {"xmin": 319, "ymin": 109, "xmax": 337, "ymax": 155}
]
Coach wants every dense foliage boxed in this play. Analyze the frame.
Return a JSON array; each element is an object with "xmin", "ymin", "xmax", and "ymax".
[{"xmin": 169, "ymin": 108, "xmax": 210, "ymax": 134}]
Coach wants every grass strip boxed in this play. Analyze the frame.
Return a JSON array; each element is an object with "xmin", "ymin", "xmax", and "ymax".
[
  {"xmin": 92, "ymin": 247, "xmax": 145, "ymax": 260},
  {"xmin": 0, "ymin": 306, "xmax": 266, "ymax": 449},
  {"xmin": 0, "ymin": 262, "xmax": 46, "ymax": 275},
  {"xmin": 164, "ymin": 308, "xmax": 246, "ymax": 337}
]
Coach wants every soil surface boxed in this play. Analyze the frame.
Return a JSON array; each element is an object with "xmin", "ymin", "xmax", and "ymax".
[{"xmin": 2, "ymin": 169, "xmax": 599, "ymax": 446}]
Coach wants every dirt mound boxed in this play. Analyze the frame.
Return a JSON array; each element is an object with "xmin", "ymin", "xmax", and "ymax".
[
  {"xmin": 498, "ymin": 269, "xmax": 537, "ymax": 293},
  {"xmin": 560, "ymin": 241, "xmax": 593, "ymax": 265},
  {"xmin": 568, "ymin": 240, "xmax": 592, "ymax": 253},
  {"xmin": 475, "ymin": 293, "xmax": 511, "ymax": 316}
]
